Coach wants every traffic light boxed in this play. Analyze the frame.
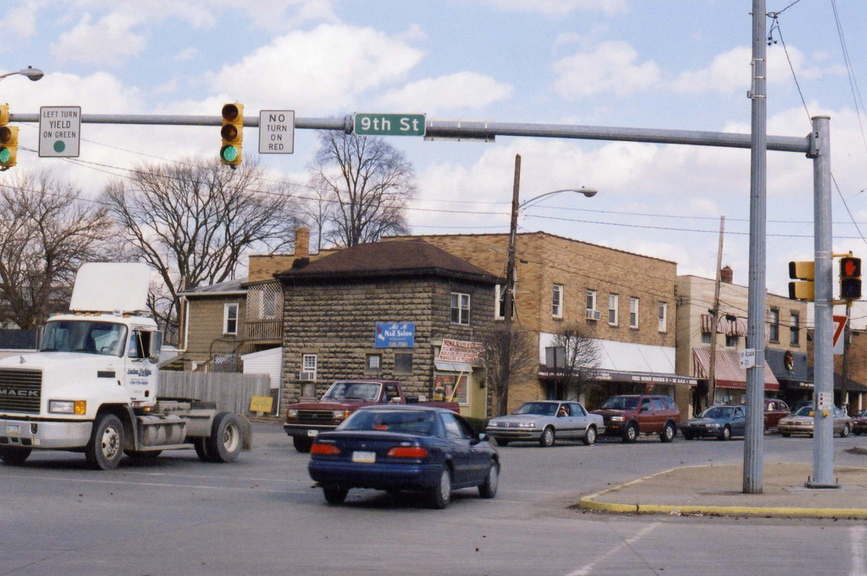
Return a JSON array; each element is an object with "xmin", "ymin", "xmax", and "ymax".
[
  {"xmin": 840, "ymin": 256, "xmax": 861, "ymax": 300},
  {"xmin": 220, "ymin": 102, "xmax": 244, "ymax": 167},
  {"xmin": 0, "ymin": 104, "xmax": 18, "ymax": 170},
  {"xmin": 788, "ymin": 260, "xmax": 814, "ymax": 301}
]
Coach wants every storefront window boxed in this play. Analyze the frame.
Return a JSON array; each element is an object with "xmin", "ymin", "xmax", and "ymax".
[{"xmin": 435, "ymin": 373, "xmax": 469, "ymax": 405}]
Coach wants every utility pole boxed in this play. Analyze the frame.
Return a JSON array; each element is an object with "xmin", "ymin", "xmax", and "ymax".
[
  {"xmin": 841, "ymin": 301, "xmax": 851, "ymax": 414},
  {"xmin": 707, "ymin": 216, "xmax": 725, "ymax": 412},
  {"xmin": 743, "ymin": 0, "xmax": 768, "ymax": 494},
  {"xmin": 499, "ymin": 154, "xmax": 521, "ymax": 416}
]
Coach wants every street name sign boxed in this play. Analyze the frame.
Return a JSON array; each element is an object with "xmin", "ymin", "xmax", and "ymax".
[
  {"xmin": 354, "ymin": 113, "xmax": 426, "ymax": 136},
  {"xmin": 39, "ymin": 106, "xmax": 81, "ymax": 157},
  {"xmin": 259, "ymin": 110, "xmax": 294, "ymax": 154}
]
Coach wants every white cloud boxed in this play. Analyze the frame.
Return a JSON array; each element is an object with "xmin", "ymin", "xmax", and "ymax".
[
  {"xmin": 478, "ymin": 0, "xmax": 626, "ymax": 15},
  {"xmin": 51, "ymin": 13, "xmax": 145, "ymax": 66},
  {"xmin": 379, "ymin": 72, "xmax": 512, "ymax": 115},
  {"xmin": 174, "ymin": 48, "xmax": 199, "ymax": 62},
  {"xmin": 553, "ymin": 41, "xmax": 661, "ymax": 98},
  {"xmin": 0, "ymin": 2, "xmax": 41, "ymax": 40}
]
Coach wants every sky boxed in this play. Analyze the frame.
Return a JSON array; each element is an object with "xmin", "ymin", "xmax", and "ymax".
[{"xmin": 2, "ymin": 0, "xmax": 866, "ymax": 326}]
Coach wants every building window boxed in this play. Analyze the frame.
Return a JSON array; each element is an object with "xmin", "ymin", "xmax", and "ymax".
[
  {"xmin": 629, "ymin": 297, "xmax": 639, "ymax": 328},
  {"xmin": 726, "ymin": 334, "xmax": 738, "ymax": 347},
  {"xmin": 366, "ymin": 353, "xmax": 382, "ymax": 373},
  {"xmin": 769, "ymin": 307, "xmax": 780, "ymax": 343},
  {"xmin": 790, "ymin": 311, "xmax": 800, "ymax": 346},
  {"xmin": 608, "ymin": 293, "xmax": 619, "ymax": 326},
  {"xmin": 657, "ymin": 301, "xmax": 668, "ymax": 333},
  {"xmin": 552, "ymin": 284, "xmax": 564, "ymax": 318},
  {"xmin": 394, "ymin": 353, "xmax": 413, "ymax": 375},
  {"xmin": 494, "ymin": 285, "xmax": 505, "ymax": 320},
  {"xmin": 223, "ymin": 303, "xmax": 239, "ymax": 335},
  {"xmin": 701, "ymin": 330, "xmax": 712, "ymax": 345},
  {"xmin": 450, "ymin": 292, "xmax": 470, "ymax": 325},
  {"xmin": 301, "ymin": 354, "xmax": 317, "ymax": 380},
  {"xmin": 585, "ymin": 289, "xmax": 598, "ymax": 321},
  {"xmin": 436, "ymin": 374, "xmax": 468, "ymax": 405}
]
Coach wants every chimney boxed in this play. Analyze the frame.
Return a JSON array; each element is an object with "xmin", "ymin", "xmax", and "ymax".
[
  {"xmin": 720, "ymin": 265, "xmax": 733, "ymax": 284},
  {"xmin": 294, "ymin": 227, "xmax": 310, "ymax": 259}
]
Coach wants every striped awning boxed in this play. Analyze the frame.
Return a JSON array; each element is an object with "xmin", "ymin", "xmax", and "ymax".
[
  {"xmin": 700, "ymin": 314, "xmax": 747, "ymax": 336},
  {"xmin": 692, "ymin": 347, "xmax": 779, "ymax": 391}
]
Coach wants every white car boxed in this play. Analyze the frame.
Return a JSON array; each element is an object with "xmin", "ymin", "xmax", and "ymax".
[{"xmin": 486, "ymin": 400, "xmax": 604, "ymax": 447}]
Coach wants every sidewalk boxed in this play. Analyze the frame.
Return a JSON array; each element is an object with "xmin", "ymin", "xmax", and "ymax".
[{"xmin": 579, "ymin": 460, "xmax": 867, "ymax": 519}]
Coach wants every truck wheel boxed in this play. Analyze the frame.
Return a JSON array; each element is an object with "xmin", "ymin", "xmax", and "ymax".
[
  {"xmin": 206, "ymin": 412, "xmax": 242, "ymax": 463},
  {"xmin": 660, "ymin": 421, "xmax": 676, "ymax": 443},
  {"xmin": 622, "ymin": 422, "xmax": 638, "ymax": 443},
  {"xmin": 87, "ymin": 413, "xmax": 124, "ymax": 470},
  {"xmin": 0, "ymin": 446, "xmax": 31, "ymax": 466},
  {"xmin": 293, "ymin": 436, "xmax": 313, "ymax": 453},
  {"xmin": 193, "ymin": 437, "xmax": 213, "ymax": 462}
]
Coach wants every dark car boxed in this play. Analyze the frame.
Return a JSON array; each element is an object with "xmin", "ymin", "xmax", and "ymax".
[
  {"xmin": 308, "ymin": 405, "xmax": 499, "ymax": 509},
  {"xmin": 682, "ymin": 405, "xmax": 746, "ymax": 440},
  {"xmin": 763, "ymin": 398, "xmax": 790, "ymax": 431},
  {"xmin": 850, "ymin": 410, "xmax": 866, "ymax": 435},
  {"xmin": 592, "ymin": 394, "xmax": 680, "ymax": 443}
]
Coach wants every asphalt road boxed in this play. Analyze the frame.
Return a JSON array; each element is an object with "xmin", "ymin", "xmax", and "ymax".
[{"xmin": 1, "ymin": 425, "xmax": 866, "ymax": 576}]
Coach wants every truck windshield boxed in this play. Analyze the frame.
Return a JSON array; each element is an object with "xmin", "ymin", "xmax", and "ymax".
[
  {"xmin": 39, "ymin": 320, "xmax": 127, "ymax": 357},
  {"xmin": 322, "ymin": 382, "xmax": 381, "ymax": 402}
]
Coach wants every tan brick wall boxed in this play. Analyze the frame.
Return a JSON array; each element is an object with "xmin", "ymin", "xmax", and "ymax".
[{"xmin": 184, "ymin": 295, "xmax": 247, "ymax": 365}]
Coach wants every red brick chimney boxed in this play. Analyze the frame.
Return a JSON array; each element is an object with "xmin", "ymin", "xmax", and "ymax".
[
  {"xmin": 294, "ymin": 227, "xmax": 310, "ymax": 259},
  {"xmin": 720, "ymin": 265, "xmax": 733, "ymax": 284}
]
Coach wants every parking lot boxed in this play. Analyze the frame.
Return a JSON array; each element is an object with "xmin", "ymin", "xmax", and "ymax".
[{"xmin": 2, "ymin": 424, "xmax": 866, "ymax": 576}]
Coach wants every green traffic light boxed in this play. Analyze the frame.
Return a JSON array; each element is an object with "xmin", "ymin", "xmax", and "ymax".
[
  {"xmin": 221, "ymin": 145, "xmax": 239, "ymax": 163},
  {"xmin": 0, "ymin": 147, "xmax": 10, "ymax": 164}
]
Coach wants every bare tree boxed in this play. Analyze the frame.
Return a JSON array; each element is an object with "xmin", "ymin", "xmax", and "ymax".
[
  {"xmin": 0, "ymin": 171, "xmax": 113, "ymax": 328},
  {"xmin": 103, "ymin": 158, "xmax": 298, "ymax": 335},
  {"xmin": 483, "ymin": 326, "xmax": 536, "ymax": 415},
  {"xmin": 311, "ymin": 131, "xmax": 414, "ymax": 247},
  {"xmin": 300, "ymin": 187, "xmax": 334, "ymax": 253},
  {"xmin": 548, "ymin": 323, "xmax": 599, "ymax": 402}
]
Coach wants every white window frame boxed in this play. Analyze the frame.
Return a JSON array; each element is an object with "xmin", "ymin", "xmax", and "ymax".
[
  {"xmin": 629, "ymin": 297, "xmax": 640, "ymax": 329},
  {"xmin": 552, "ymin": 284, "xmax": 564, "ymax": 319},
  {"xmin": 769, "ymin": 307, "xmax": 780, "ymax": 343},
  {"xmin": 494, "ymin": 284, "xmax": 505, "ymax": 320},
  {"xmin": 451, "ymin": 292, "xmax": 471, "ymax": 325},
  {"xmin": 608, "ymin": 293, "xmax": 619, "ymax": 326},
  {"xmin": 585, "ymin": 289, "xmax": 597, "ymax": 313},
  {"xmin": 657, "ymin": 301, "xmax": 668, "ymax": 333},
  {"xmin": 223, "ymin": 302, "xmax": 239, "ymax": 335},
  {"xmin": 301, "ymin": 354, "xmax": 317, "ymax": 380}
]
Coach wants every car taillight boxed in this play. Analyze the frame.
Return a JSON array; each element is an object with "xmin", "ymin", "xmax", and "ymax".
[
  {"xmin": 387, "ymin": 446, "xmax": 428, "ymax": 459},
  {"xmin": 311, "ymin": 443, "xmax": 341, "ymax": 456}
]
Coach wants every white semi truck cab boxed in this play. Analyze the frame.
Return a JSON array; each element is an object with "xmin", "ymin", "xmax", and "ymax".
[{"xmin": 0, "ymin": 263, "xmax": 247, "ymax": 469}]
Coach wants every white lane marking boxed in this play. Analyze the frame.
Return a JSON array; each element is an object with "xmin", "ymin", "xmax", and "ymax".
[
  {"xmin": 566, "ymin": 522, "xmax": 660, "ymax": 576},
  {"xmin": 853, "ymin": 526, "xmax": 866, "ymax": 576},
  {"xmin": 0, "ymin": 473, "xmax": 299, "ymax": 494}
]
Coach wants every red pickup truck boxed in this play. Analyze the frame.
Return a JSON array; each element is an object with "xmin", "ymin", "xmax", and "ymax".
[{"xmin": 284, "ymin": 379, "xmax": 460, "ymax": 452}]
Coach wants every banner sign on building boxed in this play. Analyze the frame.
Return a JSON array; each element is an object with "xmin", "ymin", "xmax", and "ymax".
[
  {"xmin": 435, "ymin": 338, "xmax": 484, "ymax": 372},
  {"xmin": 374, "ymin": 322, "xmax": 415, "ymax": 348}
]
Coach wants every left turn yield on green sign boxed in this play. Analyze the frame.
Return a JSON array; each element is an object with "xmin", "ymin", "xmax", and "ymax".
[{"xmin": 39, "ymin": 106, "xmax": 81, "ymax": 158}]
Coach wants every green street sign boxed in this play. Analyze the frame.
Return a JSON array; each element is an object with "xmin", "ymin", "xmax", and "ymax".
[{"xmin": 354, "ymin": 113, "xmax": 426, "ymax": 136}]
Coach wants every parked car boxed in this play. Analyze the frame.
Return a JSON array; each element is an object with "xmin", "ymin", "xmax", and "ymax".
[
  {"xmin": 778, "ymin": 405, "xmax": 852, "ymax": 438},
  {"xmin": 682, "ymin": 405, "xmax": 746, "ymax": 440},
  {"xmin": 852, "ymin": 410, "xmax": 867, "ymax": 435},
  {"xmin": 592, "ymin": 394, "xmax": 680, "ymax": 443},
  {"xmin": 485, "ymin": 401, "xmax": 604, "ymax": 447},
  {"xmin": 308, "ymin": 405, "xmax": 499, "ymax": 509},
  {"xmin": 764, "ymin": 398, "xmax": 791, "ymax": 431}
]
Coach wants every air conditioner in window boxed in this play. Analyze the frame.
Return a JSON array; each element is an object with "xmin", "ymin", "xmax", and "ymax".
[
  {"xmin": 585, "ymin": 309, "xmax": 601, "ymax": 321},
  {"xmin": 299, "ymin": 371, "xmax": 316, "ymax": 380}
]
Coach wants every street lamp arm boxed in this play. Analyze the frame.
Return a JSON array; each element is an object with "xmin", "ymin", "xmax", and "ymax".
[
  {"xmin": 518, "ymin": 187, "xmax": 597, "ymax": 210},
  {"xmin": 0, "ymin": 67, "xmax": 44, "ymax": 82}
]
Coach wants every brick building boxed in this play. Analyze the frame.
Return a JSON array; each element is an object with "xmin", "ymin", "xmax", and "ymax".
[
  {"xmin": 390, "ymin": 232, "xmax": 693, "ymax": 415},
  {"xmin": 276, "ymin": 239, "xmax": 498, "ymax": 418},
  {"xmin": 807, "ymin": 327, "xmax": 867, "ymax": 414}
]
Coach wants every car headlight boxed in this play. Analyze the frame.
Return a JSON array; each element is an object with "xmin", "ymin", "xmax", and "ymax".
[
  {"xmin": 610, "ymin": 416, "xmax": 624, "ymax": 422},
  {"xmin": 707, "ymin": 422, "xmax": 720, "ymax": 428},
  {"xmin": 287, "ymin": 409, "xmax": 299, "ymax": 419},
  {"xmin": 49, "ymin": 400, "xmax": 86, "ymax": 415},
  {"xmin": 333, "ymin": 410, "xmax": 350, "ymax": 420}
]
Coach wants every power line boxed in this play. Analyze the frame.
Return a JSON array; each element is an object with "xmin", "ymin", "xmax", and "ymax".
[{"xmin": 830, "ymin": 0, "xmax": 867, "ymax": 153}]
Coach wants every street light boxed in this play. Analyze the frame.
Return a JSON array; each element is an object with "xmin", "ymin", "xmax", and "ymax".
[
  {"xmin": 0, "ymin": 66, "xmax": 44, "ymax": 82},
  {"xmin": 497, "ymin": 153, "xmax": 598, "ymax": 415}
]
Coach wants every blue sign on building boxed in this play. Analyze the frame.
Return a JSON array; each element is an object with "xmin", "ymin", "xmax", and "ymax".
[{"xmin": 375, "ymin": 322, "xmax": 415, "ymax": 348}]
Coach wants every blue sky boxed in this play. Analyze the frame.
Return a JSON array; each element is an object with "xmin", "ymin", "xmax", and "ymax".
[{"xmin": 2, "ymin": 0, "xmax": 866, "ymax": 323}]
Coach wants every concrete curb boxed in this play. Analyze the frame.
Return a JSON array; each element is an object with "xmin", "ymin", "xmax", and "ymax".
[{"xmin": 578, "ymin": 464, "xmax": 867, "ymax": 519}]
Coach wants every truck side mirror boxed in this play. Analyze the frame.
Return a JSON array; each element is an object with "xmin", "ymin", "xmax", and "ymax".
[{"xmin": 148, "ymin": 331, "xmax": 162, "ymax": 364}]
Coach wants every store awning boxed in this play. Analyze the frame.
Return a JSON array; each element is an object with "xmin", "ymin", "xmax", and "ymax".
[
  {"xmin": 692, "ymin": 347, "xmax": 779, "ymax": 391},
  {"xmin": 700, "ymin": 314, "xmax": 747, "ymax": 336}
]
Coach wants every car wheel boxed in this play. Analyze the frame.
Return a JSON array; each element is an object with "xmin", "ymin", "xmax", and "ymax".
[
  {"xmin": 495, "ymin": 438, "xmax": 510, "ymax": 447},
  {"xmin": 293, "ymin": 436, "xmax": 313, "ymax": 453},
  {"xmin": 718, "ymin": 425, "xmax": 731, "ymax": 441},
  {"xmin": 323, "ymin": 486, "xmax": 348, "ymax": 505},
  {"xmin": 206, "ymin": 413, "xmax": 242, "ymax": 463},
  {"xmin": 840, "ymin": 424, "xmax": 850, "ymax": 438},
  {"xmin": 478, "ymin": 460, "xmax": 499, "ymax": 499},
  {"xmin": 430, "ymin": 467, "xmax": 452, "ymax": 509},
  {"xmin": 622, "ymin": 422, "xmax": 638, "ymax": 443},
  {"xmin": 0, "ymin": 446, "xmax": 31, "ymax": 466},
  {"xmin": 660, "ymin": 421, "xmax": 675, "ymax": 443},
  {"xmin": 583, "ymin": 426, "xmax": 597, "ymax": 446},
  {"xmin": 539, "ymin": 426, "xmax": 555, "ymax": 447},
  {"xmin": 86, "ymin": 413, "xmax": 124, "ymax": 470}
]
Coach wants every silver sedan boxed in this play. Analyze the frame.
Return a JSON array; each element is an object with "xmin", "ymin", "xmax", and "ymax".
[{"xmin": 486, "ymin": 401, "xmax": 605, "ymax": 447}]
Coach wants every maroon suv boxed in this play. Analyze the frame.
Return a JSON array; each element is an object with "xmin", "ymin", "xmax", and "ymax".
[{"xmin": 592, "ymin": 395, "xmax": 680, "ymax": 443}]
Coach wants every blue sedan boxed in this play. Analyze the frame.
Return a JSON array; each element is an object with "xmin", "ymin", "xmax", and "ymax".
[
  {"xmin": 308, "ymin": 405, "xmax": 499, "ymax": 508},
  {"xmin": 681, "ymin": 405, "xmax": 746, "ymax": 440}
]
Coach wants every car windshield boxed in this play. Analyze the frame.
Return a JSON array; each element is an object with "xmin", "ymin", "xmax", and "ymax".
[
  {"xmin": 322, "ymin": 382, "xmax": 381, "ymax": 402},
  {"xmin": 600, "ymin": 397, "xmax": 640, "ymax": 410},
  {"xmin": 39, "ymin": 320, "xmax": 127, "ymax": 357},
  {"xmin": 702, "ymin": 407, "xmax": 734, "ymax": 419},
  {"xmin": 794, "ymin": 406, "xmax": 814, "ymax": 417},
  {"xmin": 514, "ymin": 402, "xmax": 557, "ymax": 416},
  {"xmin": 340, "ymin": 410, "xmax": 437, "ymax": 435}
]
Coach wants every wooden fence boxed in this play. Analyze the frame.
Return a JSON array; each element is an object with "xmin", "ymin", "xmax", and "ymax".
[{"xmin": 159, "ymin": 372, "xmax": 271, "ymax": 415}]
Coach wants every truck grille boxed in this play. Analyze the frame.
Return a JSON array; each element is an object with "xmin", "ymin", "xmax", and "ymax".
[
  {"xmin": 0, "ymin": 368, "xmax": 42, "ymax": 414},
  {"xmin": 297, "ymin": 410, "xmax": 337, "ymax": 423}
]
